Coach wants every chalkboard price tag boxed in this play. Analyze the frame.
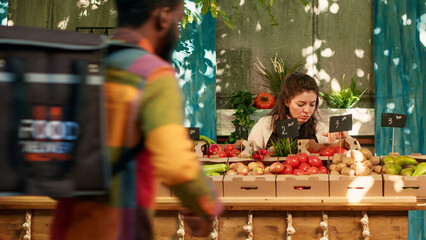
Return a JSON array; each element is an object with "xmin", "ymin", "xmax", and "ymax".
[
  {"xmin": 381, "ymin": 113, "xmax": 407, "ymax": 128},
  {"xmin": 235, "ymin": 124, "xmax": 249, "ymax": 140},
  {"xmin": 276, "ymin": 118, "xmax": 299, "ymax": 139},
  {"xmin": 186, "ymin": 127, "xmax": 200, "ymax": 141},
  {"xmin": 329, "ymin": 114, "xmax": 352, "ymax": 133}
]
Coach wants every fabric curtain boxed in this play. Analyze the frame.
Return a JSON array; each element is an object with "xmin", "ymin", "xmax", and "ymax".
[
  {"xmin": 374, "ymin": 0, "xmax": 425, "ymax": 156},
  {"xmin": 0, "ymin": 0, "xmax": 7, "ymax": 25},
  {"xmin": 173, "ymin": 0, "xmax": 217, "ymax": 141},
  {"xmin": 374, "ymin": 1, "xmax": 426, "ymax": 239}
]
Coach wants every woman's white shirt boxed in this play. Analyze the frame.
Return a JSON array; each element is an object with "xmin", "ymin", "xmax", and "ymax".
[{"xmin": 248, "ymin": 116, "xmax": 330, "ymax": 150}]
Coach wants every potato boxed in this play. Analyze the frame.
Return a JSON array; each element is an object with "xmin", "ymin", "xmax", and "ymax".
[
  {"xmin": 350, "ymin": 163, "xmax": 357, "ymax": 170},
  {"xmin": 356, "ymin": 166, "xmax": 372, "ymax": 176},
  {"xmin": 337, "ymin": 163, "xmax": 347, "ymax": 172},
  {"xmin": 341, "ymin": 167, "xmax": 355, "ymax": 176},
  {"xmin": 359, "ymin": 148, "xmax": 373, "ymax": 159},
  {"xmin": 370, "ymin": 156, "xmax": 380, "ymax": 166},
  {"xmin": 342, "ymin": 157, "xmax": 355, "ymax": 167},
  {"xmin": 332, "ymin": 153, "xmax": 342, "ymax": 164},
  {"xmin": 329, "ymin": 164, "xmax": 338, "ymax": 171},
  {"xmin": 330, "ymin": 170, "xmax": 340, "ymax": 175},
  {"xmin": 362, "ymin": 160, "xmax": 373, "ymax": 169},
  {"xmin": 372, "ymin": 165, "xmax": 382, "ymax": 174},
  {"xmin": 347, "ymin": 150, "xmax": 366, "ymax": 162}
]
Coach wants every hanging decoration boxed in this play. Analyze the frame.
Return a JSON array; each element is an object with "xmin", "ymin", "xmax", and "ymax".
[
  {"xmin": 177, "ymin": 213, "xmax": 185, "ymax": 240},
  {"xmin": 286, "ymin": 212, "xmax": 296, "ymax": 240},
  {"xmin": 243, "ymin": 211, "xmax": 254, "ymax": 240},
  {"xmin": 320, "ymin": 211, "xmax": 329, "ymax": 240},
  {"xmin": 22, "ymin": 210, "xmax": 32, "ymax": 240},
  {"xmin": 360, "ymin": 211, "xmax": 371, "ymax": 240}
]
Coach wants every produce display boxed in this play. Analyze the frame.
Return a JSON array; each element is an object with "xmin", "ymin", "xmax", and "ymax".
[
  {"xmin": 380, "ymin": 155, "xmax": 422, "ymax": 176},
  {"xmin": 328, "ymin": 148, "xmax": 381, "ymax": 176}
]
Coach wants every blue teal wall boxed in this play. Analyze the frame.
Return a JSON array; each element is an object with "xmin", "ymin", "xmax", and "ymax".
[
  {"xmin": 173, "ymin": 1, "xmax": 216, "ymax": 141},
  {"xmin": 374, "ymin": 1, "xmax": 426, "ymax": 239}
]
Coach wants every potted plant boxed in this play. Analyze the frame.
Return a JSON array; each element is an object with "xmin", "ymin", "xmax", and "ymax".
[
  {"xmin": 255, "ymin": 53, "xmax": 304, "ymax": 97},
  {"xmin": 319, "ymin": 74, "xmax": 374, "ymax": 137}
]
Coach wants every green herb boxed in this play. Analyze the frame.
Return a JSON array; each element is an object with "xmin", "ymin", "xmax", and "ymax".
[
  {"xmin": 255, "ymin": 54, "xmax": 304, "ymax": 97},
  {"xmin": 320, "ymin": 74, "xmax": 367, "ymax": 109},
  {"xmin": 269, "ymin": 138, "xmax": 298, "ymax": 157},
  {"xmin": 226, "ymin": 91, "xmax": 257, "ymax": 143}
]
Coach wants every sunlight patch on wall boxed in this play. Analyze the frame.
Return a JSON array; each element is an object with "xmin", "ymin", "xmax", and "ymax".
[
  {"xmin": 357, "ymin": 68, "xmax": 365, "ymax": 78},
  {"xmin": 393, "ymin": 58, "xmax": 400, "ymax": 66},
  {"xmin": 329, "ymin": 3, "xmax": 339, "ymax": 14},
  {"xmin": 330, "ymin": 78, "xmax": 341, "ymax": 91},
  {"xmin": 386, "ymin": 102, "xmax": 396, "ymax": 111},
  {"xmin": 255, "ymin": 21, "xmax": 262, "ymax": 32},
  {"xmin": 354, "ymin": 49, "xmax": 365, "ymax": 58},
  {"xmin": 401, "ymin": 14, "xmax": 412, "ymax": 26},
  {"xmin": 318, "ymin": 69, "xmax": 331, "ymax": 82},
  {"xmin": 383, "ymin": 49, "xmax": 389, "ymax": 56},
  {"xmin": 321, "ymin": 48, "xmax": 335, "ymax": 57},
  {"xmin": 57, "ymin": 16, "xmax": 70, "ymax": 30},
  {"xmin": 239, "ymin": 0, "xmax": 245, "ymax": 6},
  {"xmin": 418, "ymin": 13, "xmax": 426, "ymax": 47}
]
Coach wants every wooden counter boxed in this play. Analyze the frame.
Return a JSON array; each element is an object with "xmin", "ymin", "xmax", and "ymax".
[{"xmin": 0, "ymin": 196, "xmax": 421, "ymax": 240}]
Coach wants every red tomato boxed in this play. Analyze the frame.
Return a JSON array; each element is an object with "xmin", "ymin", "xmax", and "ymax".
[
  {"xmin": 282, "ymin": 164, "xmax": 293, "ymax": 174},
  {"xmin": 308, "ymin": 156, "xmax": 323, "ymax": 167},
  {"xmin": 296, "ymin": 152, "xmax": 309, "ymax": 164},
  {"xmin": 285, "ymin": 156, "xmax": 299, "ymax": 169},
  {"xmin": 261, "ymin": 149, "xmax": 268, "ymax": 155},
  {"xmin": 292, "ymin": 169, "xmax": 304, "ymax": 176},
  {"xmin": 334, "ymin": 146, "xmax": 347, "ymax": 154},
  {"xmin": 254, "ymin": 93, "xmax": 275, "ymax": 109},
  {"xmin": 208, "ymin": 144, "xmax": 222, "ymax": 156},
  {"xmin": 224, "ymin": 144, "xmax": 238, "ymax": 153},
  {"xmin": 306, "ymin": 167, "xmax": 319, "ymax": 175},
  {"xmin": 320, "ymin": 148, "xmax": 336, "ymax": 157},
  {"xmin": 307, "ymin": 148, "xmax": 320, "ymax": 153},
  {"xmin": 227, "ymin": 149, "xmax": 241, "ymax": 157},
  {"xmin": 270, "ymin": 162, "xmax": 284, "ymax": 174},
  {"xmin": 217, "ymin": 150, "xmax": 228, "ymax": 158},
  {"xmin": 260, "ymin": 155, "xmax": 265, "ymax": 161},
  {"xmin": 319, "ymin": 166, "xmax": 328, "ymax": 174},
  {"xmin": 252, "ymin": 153, "xmax": 260, "ymax": 160},
  {"xmin": 297, "ymin": 162, "xmax": 310, "ymax": 172}
]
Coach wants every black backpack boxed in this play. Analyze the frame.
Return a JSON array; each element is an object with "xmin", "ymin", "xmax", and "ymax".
[{"xmin": 0, "ymin": 25, "xmax": 112, "ymax": 198}]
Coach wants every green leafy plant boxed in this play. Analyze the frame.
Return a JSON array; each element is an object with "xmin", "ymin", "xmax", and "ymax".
[
  {"xmin": 269, "ymin": 138, "xmax": 298, "ymax": 157},
  {"xmin": 183, "ymin": 0, "xmax": 310, "ymax": 29},
  {"xmin": 227, "ymin": 91, "xmax": 257, "ymax": 143},
  {"xmin": 320, "ymin": 74, "xmax": 367, "ymax": 109},
  {"xmin": 255, "ymin": 54, "xmax": 304, "ymax": 97}
]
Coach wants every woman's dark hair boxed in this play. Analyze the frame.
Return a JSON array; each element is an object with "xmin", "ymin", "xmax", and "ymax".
[
  {"xmin": 116, "ymin": 0, "xmax": 181, "ymax": 27},
  {"xmin": 268, "ymin": 72, "xmax": 320, "ymax": 139}
]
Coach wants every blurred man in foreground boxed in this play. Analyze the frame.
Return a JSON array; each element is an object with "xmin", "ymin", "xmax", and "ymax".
[{"xmin": 50, "ymin": 0, "xmax": 222, "ymax": 239}]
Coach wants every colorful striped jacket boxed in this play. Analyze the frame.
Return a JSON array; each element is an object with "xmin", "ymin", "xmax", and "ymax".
[{"xmin": 50, "ymin": 28, "xmax": 220, "ymax": 240}]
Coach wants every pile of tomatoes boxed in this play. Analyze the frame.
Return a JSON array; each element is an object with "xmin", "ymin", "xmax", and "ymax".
[{"xmin": 307, "ymin": 146, "xmax": 347, "ymax": 157}]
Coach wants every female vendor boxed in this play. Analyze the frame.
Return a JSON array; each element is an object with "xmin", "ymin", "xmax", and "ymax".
[{"xmin": 248, "ymin": 72, "xmax": 345, "ymax": 150}]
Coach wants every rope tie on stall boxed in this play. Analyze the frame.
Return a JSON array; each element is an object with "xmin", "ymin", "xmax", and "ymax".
[
  {"xmin": 208, "ymin": 216, "xmax": 219, "ymax": 240},
  {"xmin": 320, "ymin": 211, "xmax": 329, "ymax": 240},
  {"xmin": 361, "ymin": 211, "xmax": 370, "ymax": 240},
  {"xmin": 243, "ymin": 211, "xmax": 253, "ymax": 240},
  {"xmin": 177, "ymin": 213, "xmax": 185, "ymax": 240},
  {"xmin": 22, "ymin": 210, "xmax": 32, "ymax": 240},
  {"xmin": 286, "ymin": 211, "xmax": 296, "ymax": 240}
]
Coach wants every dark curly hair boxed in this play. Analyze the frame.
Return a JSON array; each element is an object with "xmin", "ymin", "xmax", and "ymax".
[
  {"xmin": 268, "ymin": 72, "xmax": 320, "ymax": 139},
  {"xmin": 116, "ymin": 0, "xmax": 182, "ymax": 27}
]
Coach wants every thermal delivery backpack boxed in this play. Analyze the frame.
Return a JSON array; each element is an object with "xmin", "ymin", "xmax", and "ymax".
[{"xmin": 0, "ymin": 25, "xmax": 111, "ymax": 198}]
